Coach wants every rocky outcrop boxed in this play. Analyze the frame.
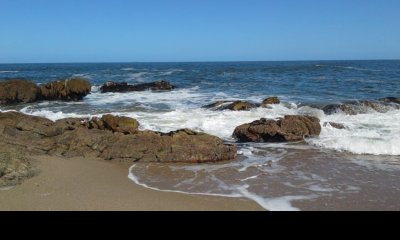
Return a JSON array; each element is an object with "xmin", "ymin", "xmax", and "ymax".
[
  {"xmin": 100, "ymin": 81, "xmax": 175, "ymax": 93},
  {"xmin": 39, "ymin": 78, "xmax": 91, "ymax": 101},
  {"xmin": 0, "ymin": 79, "xmax": 40, "ymax": 104},
  {"xmin": 0, "ymin": 112, "xmax": 236, "ymax": 163},
  {"xmin": 261, "ymin": 97, "xmax": 280, "ymax": 106},
  {"xmin": 0, "ymin": 78, "xmax": 91, "ymax": 105},
  {"xmin": 233, "ymin": 115, "xmax": 321, "ymax": 142}
]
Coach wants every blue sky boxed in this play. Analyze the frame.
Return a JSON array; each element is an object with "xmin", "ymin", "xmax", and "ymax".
[{"xmin": 1, "ymin": 0, "xmax": 399, "ymax": 63}]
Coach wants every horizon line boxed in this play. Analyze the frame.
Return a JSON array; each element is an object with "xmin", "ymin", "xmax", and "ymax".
[{"xmin": 0, "ymin": 58, "xmax": 399, "ymax": 65}]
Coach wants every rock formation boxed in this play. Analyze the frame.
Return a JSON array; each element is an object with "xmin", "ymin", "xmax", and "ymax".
[
  {"xmin": 0, "ymin": 112, "xmax": 236, "ymax": 164},
  {"xmin": 233, "ymin": 115, "xmax": 321, "ymax": 142},
  {"xmin": 100, "ymin": 81, "xmax": 175, "ymax": 93}
]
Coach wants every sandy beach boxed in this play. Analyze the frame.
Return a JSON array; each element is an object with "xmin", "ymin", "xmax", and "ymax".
[{"xmin": 0, "ymin": 155, "xmax": 263, "ymax": 211}]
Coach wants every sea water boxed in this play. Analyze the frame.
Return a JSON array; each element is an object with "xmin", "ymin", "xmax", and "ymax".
[{"xmin": 1, "ymin": 60, "xmax": 400, "ymax": 210}]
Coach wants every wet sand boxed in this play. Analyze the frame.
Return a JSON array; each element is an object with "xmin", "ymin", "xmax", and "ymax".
[{"xmin": 0, "ymin": 155, "xmax": 263, "ymax": 211}]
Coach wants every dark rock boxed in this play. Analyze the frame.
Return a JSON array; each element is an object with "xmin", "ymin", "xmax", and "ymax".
[
  {"xmin": 202, "ymin": 101, "xmax": 231, "ymax": 110},
  {"xmin": 261, "ymin": 97, "xmax": 280, "ymax": 106},
  {"xmin": 0, "ymin": 112, "xmax": 236, "ymax": 164},
  {"xmin": 323, "ymin": 122, "xmax": 346, "ymax": 129},
  {"xmin": 322, "ymin": 104, "xmax": 357, "ymax": 115},
  {"xmin": 0, "ymin": 79, "xmax": 40, "ymax": 104},
  {"xmin": 219, "ymin": 101, "xmax": 257, "ymax": 111},
  {"xmin": 233, "ymin": 115, "xmax": 321, "ymax": 143},
  {"xmin": 379, "ymin": 97, "xmax": 400, "ymax": 104},
  {"xmin": 39, "ymin": 77, "xmax": 91, "ymax": 101},
  {"xmin": 323, "ymin": 101, "xmax": 396, "ymax": 115},
  {"xmin": 100, "ymin": 81, "xmax": 175, "ymax": 93}
]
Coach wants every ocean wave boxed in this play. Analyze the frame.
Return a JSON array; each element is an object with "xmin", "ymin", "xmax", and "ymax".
[
  {"xmin": 13, "ymin": 93, "xmax": 400, "ymax": 156},
  {"xmin": 308, "ymin": 109, "xmax": 400, "ymax": 155},
  {"xmin": 0, "ymin": 71, "xmax": 19, "ymax": 73},
  {"xmin": 335, "ymin": 66, "xmax": 382, "ymax": 72}
]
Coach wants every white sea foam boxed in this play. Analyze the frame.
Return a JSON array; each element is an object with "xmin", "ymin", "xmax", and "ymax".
[
  {"xmin": 309, "ymin": 110, "xmax": 400, "ymax": 155},
  {"xmin": 128, "ymin": 164, "xmax": 314, "ymax": 211},
  {"xmin": 14, "ymin": 88, "xmax": 400, "ymax": 156},
  {"xmin": 20, "ymin": 107, "xmax": 93, "ymax": 122},
  {"xmin": 0, "ymin": 71, "xmax": 19, "ymax": 73}
]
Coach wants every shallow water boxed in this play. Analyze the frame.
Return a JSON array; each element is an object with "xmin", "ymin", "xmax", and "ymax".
[{"xmin": 1, "ymin": 60, "xmax": 400, "ymax": 210}]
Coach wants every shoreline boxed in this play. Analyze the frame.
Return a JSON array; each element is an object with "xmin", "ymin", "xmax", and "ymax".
[{"xmin": 0, "ymin": 155, "xmax": 263, "ymax": 211}]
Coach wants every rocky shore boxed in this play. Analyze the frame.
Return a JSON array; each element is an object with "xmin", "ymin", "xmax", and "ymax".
[{"xmin": 1, "ymin": 78, "xmax": 399, "ymax": 190}]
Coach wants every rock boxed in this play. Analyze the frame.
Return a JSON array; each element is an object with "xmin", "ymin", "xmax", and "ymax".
[
  {"xmin": 0, "ymin": 145, "xmax": 37, "ymax": 188},
  {"xmin": 0, "ymin": 79, "xmax": 40, "ymax": 104},
  {"xmin": 100, "ymin": 81, "xmax": 175, "ymax": 93},
  {"xmin": 261, "ymin": 97, "xmax": 280, "ymax": 106},
  {"xmin": 100, "ymin": 129, "xmax": 237, "ymax": 163},
  {"xmin": 322, "ymin": 104, "xmax": 357, "ymax": 115},
  {"xmin": 0, "ymin": 112, "xmax": 236, "ymax": 164},
  {"xmin": 202, "ymin": 101, "xmax": 231, "ymax": 110},
  {"xmin": 219, "ymin": 101, "xmax": 257, "ymax": 111},
  {"xmin": 100, "ymin": 114, "xmax": 139, "ymax": 134},
  {"xmin": 203, "ymin": 100, "xmax": 259, "ymax": 111},
  {"xmin": 323, "ymin": 122, "xmax": 346, "ymax": 129},
  {"xmin": 323, "ymin": 101, "xmax": 396, "ymax": 115},
  {"xmin": 39, "ymin": 77, "xmax": 91, "ymax": 101},
  {"xmin": 233, "ymin": 115, "xmax": 321, "ymax": 142},
  {"xmin": 380, "ymin": 97, "xmax": 400, "ymax": 104}
]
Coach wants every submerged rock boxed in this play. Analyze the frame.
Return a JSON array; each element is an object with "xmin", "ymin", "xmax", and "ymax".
[
  {"xmin": 261, "ymin": 97, "xmax": 280, "ymax": 107},
  {"xmin": 221, "ymin": 101, "xmax": 257, "ymax": 111},
  {"xmin": 323, "ymin": 122, "xmax": 346, "ymax": 129},
  {"xmin": 323, "ymin": 101, "xmax": 397, "ymax": 115},
  {"xmin": 39, "ymin": 77, "xmax": 91, "ymax": 101},
  {"xmin": 0, "ymin": 112, "xmax": 236, "ymax": 163},
  {"xmin": 202, "ymin": 101, "xmax": 231, "ymax": 110},
  {"xmin": 0, "ymin": 79, "xmax": 40, "ymax": 104},
  {"xmin": 203, "ymin": 100, "xmax": 257, "ymax": 111},
  {"xmin": 380, "ymin": 97, "xmax": 400, "ymax": 105},
  {"xmin": 100, "ymin": 81, "xmax": 175, "ymax": 93},
  {"xmin": 233, "ymin": 115, "xmax": 321, "ymax": 142}
]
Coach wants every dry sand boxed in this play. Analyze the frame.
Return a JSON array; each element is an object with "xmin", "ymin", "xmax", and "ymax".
[{"xmin": 0, "ymin": 155, "xmax": 263, "ymax": 211}]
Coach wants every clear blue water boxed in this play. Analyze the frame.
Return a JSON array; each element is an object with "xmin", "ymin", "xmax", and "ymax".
[{"xmin": 1, "ymin": 60, "xmax": 399, "ymax": 105}]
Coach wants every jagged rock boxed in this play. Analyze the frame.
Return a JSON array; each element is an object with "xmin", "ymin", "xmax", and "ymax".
[
  {"xmin": 39, "ymin": 77, "xmax": 91, "ymax": 101},
  {"xmin": 323, "ymin": 122, "xmax": 346, "ymax": 129},
  {"xmin": 0, "ymin": 112, "xmax": 236, "ymax": 163},
  {"xmin": 261, "ymin": 97, "xmax": 280, "ymax": 106},
  {"xmin": 100, "ymin": 81, "xmax": 175, "ymax": 93},
  {"xmin": 0, "ymin": 79, "xmax": 40, "ymax": 104},
  {"xmin": 233, "ymin": 115, "xmax": 321, "ymax": 142}
]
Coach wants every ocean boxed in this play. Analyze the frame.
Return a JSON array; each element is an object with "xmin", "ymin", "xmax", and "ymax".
[{"xmin": 1, "ymin": 60, "xmax": 400, "ymax": 210}]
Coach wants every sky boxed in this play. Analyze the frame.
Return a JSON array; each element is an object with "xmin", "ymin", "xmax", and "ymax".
[{"xmin": 0, "ymin": 0, "xmax": 400, "ymax": 63}]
